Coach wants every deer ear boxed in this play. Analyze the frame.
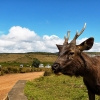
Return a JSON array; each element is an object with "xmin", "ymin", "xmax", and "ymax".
[
  {"xmin": 56, "ymin": 44, "xmax": 63, "ymax": 51},
  {"xmin": 77, "ymin": 37, "xmax": 94, "ymax": 51}
]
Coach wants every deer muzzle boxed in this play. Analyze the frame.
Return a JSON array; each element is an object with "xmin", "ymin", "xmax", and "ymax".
[{"xmin": 52, "ymin": 63, "xmax": 62, "ymax": 74}]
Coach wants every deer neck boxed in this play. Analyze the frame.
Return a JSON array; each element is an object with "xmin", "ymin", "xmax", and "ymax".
[{"xmin": 80, "ymin": 52, "xmax": 98, "ymax": 78}]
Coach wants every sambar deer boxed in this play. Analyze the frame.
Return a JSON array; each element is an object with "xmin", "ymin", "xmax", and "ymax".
[{"xmin": 52, "ymin": 23, "xmax": 100, "ymax": 100}]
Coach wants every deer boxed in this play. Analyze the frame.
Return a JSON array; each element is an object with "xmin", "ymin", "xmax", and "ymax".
[{"xmin": 52, "ymin": 23, "xmax": 100, "ymax": 100}]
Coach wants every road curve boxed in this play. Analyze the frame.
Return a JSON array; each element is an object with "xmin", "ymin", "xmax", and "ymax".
[{"xmin": 0, "ymin": 72, "xmax": 44, "ymax": 100}]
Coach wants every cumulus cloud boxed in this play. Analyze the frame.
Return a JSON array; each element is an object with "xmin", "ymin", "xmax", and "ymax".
[
  {"xmin": 1, "ymin": 26, "xmax": 40, "ymax": 41},
  {"xmin": 0, "ymin": 26, "xmax": 99, "ymax": 53},
  {"xmin": 0, "ymin": 26, "xmax": 63, "ymax": 53}
]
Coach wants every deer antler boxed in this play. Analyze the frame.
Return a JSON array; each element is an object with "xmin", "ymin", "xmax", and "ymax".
[
  {"xmin": 70, "ymin": 23, "xmax": 86, "ymax": 45},
  {"xmin": 74, "ymin": 23, "xmax": 86, "ymax": 40},
  {"xmin": 64, "ymin": 30, "xmax": 70, "ymax": 42}
]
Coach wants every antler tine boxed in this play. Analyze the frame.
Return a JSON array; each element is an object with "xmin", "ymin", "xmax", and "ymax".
[
  {"xmin": 64, "ymin": 30, "xmax": 71, "ymax": 40},
  {"xmin": 64, "ymin": 35, "xmax": 66, "ymax": 40},
  {"xmin": 78, "ymin": 23, "xmax": 86, "ymax": 35},
  {"xmin": 64, "ymin": 30, "xmax": 70, "ymax": 43},
  {"xmin": 75, "ymin": 23, "xmax": 86, "ymax": 39},
  {"xmin": 67, "ymin": 30, "xmax": 70, "ymax": 40}
]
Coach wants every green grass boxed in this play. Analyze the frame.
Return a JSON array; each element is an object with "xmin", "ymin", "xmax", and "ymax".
[{"xmin": 24, "ymin": 75, "xmax": 100, "ymax": 100}]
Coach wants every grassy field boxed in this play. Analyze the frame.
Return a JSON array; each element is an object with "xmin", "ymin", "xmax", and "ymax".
[
  {"xmin": 24, "ymin": 75, "xmax": 100, "ymax": 100},
  {"xmin": 0, "ymin": 52, "xmax": 100, "ymax": 66},
  {"xmin": 1, "ymin": 52, "xmax": 100, "ymax": 99},
  {"xmin": 0, "ymin": 53, "xmax": 57, "ymax": 66},
  {"xmin": 0, "ymin": 52, "xmax": 57, "ymax": 75}
]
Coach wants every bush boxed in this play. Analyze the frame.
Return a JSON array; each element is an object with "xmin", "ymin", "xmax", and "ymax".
[
  {"xmin": 7, "ymin": 66, "xmax": 19, "ymax": 73},
  {"xmin": 0, "ymin": 66, "xmax": 51, "ymax": 75},
  {"xmin": 0, "ymin": 71, "xmax": 4, "ymax": 76},
  {"xmin": 20, "ymin": 67, "xmax": 33, "ymax": 73},
  {"xmin": 32, "ymin": 67, "xmax": 41, "ymax": 72},
  {"xmin": 12, "ymin": 67, "xmax": 19, "ymax": 73},
  {"xmin": 2, "ymin": 67, "xmax": 9, "ymax": 74},
  {"xmin": 32, "ymin": 58, "xmax": 40, "ymax": 68},
  {"xmin": 25, "ymin": 67, "xmax": 32, "ymax": 72},
  {"xmin": 19, "ymin": 67, "xmax": 26, "ymax": 73},
  {"xmin": 44, "ymin": 68, "xmax": 52, "ymax": 76}
]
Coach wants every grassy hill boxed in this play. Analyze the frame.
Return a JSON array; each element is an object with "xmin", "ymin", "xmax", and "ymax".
[
  {"xmin": 0, "ymin": 52, "xmax": 57, "ymax": 66},
  {"xmin": 0, "ymin": 52, "xmax": 100, "ymax": 67}
]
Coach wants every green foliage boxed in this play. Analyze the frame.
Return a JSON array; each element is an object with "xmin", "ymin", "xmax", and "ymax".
[
  {"xmin": 0, "ymin": 66, "xmax": 51, "ymax": 75},
  {"xmin": 42, "ymin": 62, "xmax": 53, "ymax": 66},
  {"xmin": 44, "ymin": 68, "xmax": 52, "ymax": 76},
  {"xmin": 32, "ymin": 58, "xmax": 41, "ymax": 68},
  {"xmin": 1, "ymin": 66, "xmax": 20, "ymax": 74},
  {"xmin": 7, "ymin": 66, "xmax": 20, "ymax": 73},
  {"xmin": 25, "ymin": 75, "xmax": 100, "ymax": 100},
  {"xmin": 19, "ymin": 67, "xmax": 26, "ymax": 73},
  {"xmin": 32, "ymin": 67, "xmax": 44, "ymax": 72},
  {"xmin": 2, "ymin": 67, "xmax": 9, "ymax": 74},
  {"xmin": 0, "ymin": 71, "xmax": 4, "ymax": 76}
]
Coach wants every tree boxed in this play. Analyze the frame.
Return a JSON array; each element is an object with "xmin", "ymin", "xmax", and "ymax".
[{"xmin": 32, "ymin": 58, "xmax": 40, "ymax": 68}]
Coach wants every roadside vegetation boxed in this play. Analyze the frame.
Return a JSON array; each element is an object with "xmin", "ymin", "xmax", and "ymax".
[
  {"xmin": 0, "ymin": 66, "xmax": 46, "ymax": 76},
  {"xmin": 0, "ymin": 52, "xmax": 100, "ymax": 99},
  {"xmin": 24, "ymin": 74, "xmax": 100, "ymax": 100},
  {"xmin": 0, "ymin": 52, "xmax": 57, "ymax": 76},
  {"xmin": 0, "ymin": 52, "xmax": 99, "ymax": 67}
]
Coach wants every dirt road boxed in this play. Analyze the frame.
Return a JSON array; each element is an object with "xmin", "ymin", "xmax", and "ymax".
[{"xmin": 0, "ymin": 72, "xmax": 44, "ymax": 100}]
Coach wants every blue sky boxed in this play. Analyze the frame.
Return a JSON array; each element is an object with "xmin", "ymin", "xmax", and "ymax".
[{"xmin": 0, "ymin": 0, "xmax": 100, "ymax": 53}]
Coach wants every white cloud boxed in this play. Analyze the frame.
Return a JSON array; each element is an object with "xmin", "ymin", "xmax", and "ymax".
[
  {"xmin": 0, "ymin": 26, "xmax": 99, "ymax": 53},
  {"xmin": 43, "ymin": 35, "xmax": 63, "ymax": 48},
  {"xmin": 1, "ymin": 26, "xmax": 40, "ymax": 41},
  {"xmin": 89, "ymin": 42, "xmax": 100, "ymax": 52},
  {"xmin": 0, "ymin": 26, "xmax": 63, "ymax": 53}
]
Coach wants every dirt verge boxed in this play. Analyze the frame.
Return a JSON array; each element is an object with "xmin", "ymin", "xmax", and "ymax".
[{"xmin": 0, "ymin": 72, "xmax": 44, "ymax": 100}]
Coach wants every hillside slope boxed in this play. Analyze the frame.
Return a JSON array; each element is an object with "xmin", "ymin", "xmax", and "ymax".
[{"xmin": 0, "ymin": 53, "xmax": 57, "ymax": 66}]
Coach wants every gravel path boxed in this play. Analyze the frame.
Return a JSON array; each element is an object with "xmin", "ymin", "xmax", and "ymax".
[{"xmin": 0, "ymin": 72, "xmax": 44, "ymax": 100}]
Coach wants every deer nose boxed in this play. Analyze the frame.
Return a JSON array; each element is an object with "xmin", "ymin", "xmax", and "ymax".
[{"xmin": 52, "ymin": 63, "xmax": 60, "ymax": 70}]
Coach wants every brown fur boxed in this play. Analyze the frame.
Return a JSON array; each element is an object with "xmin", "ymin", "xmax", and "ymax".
[{"xmin": 52, "ymin": 36, "xmax": 100, "ymax": 100}]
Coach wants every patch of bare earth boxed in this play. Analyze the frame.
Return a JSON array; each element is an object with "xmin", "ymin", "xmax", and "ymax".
[{"xmin": 0, "ymin": 72, "xmax": 44, "ymax": 100}]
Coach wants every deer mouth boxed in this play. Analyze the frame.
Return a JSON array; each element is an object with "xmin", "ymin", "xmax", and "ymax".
[
  {"xmin": 53, "ymin": 69, "xmax": 62, "ymax": 75},
  {"xmin": 61, "ymin": 68, "xmax": 74, "ymax": 76},
  {"xmin": 54, "ymin": 69, "xmax": 72, "ymax": 76},
  {"xmin": 55, "ymin": 72, "xmax": 62, "ymax": 75},
  {"xmin": 62, "ymin": 72, "xmax": 73, "ymax": 76}
]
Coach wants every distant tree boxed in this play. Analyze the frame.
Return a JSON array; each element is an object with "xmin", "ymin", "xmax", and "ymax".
[{"xmin": 32, "ymin": 58, "xmax": 40, "ymax": 68}]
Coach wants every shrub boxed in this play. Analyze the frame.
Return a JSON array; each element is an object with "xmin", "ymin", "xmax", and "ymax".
[
  {"xmin": 19, "ymin": 67, "xmax": 26, "ymax": 73},
  {"xmin": 2, "ymin": 67, "xmax": 9, "ymax": 74},
  {"xmin": 25, "ymin": 67, "xmax": 32, "ymax": 72},
  {"xmin": 0, "ymin": 71, "xmax": 4, "ymax": 76},
  {"xmin": 44, "ymin": 68, "xmax": 52, "ymax": 76},
  {"xmin": 32, "ymin": 58, "xmax": 40, "ymax": 68},
  {"xmin": 0, "ymin": 66, "xmax": 51, "ymax": 75},
  {"xmin": 12, "ymin": 67, "xmax": 19, "ymax": 73}
]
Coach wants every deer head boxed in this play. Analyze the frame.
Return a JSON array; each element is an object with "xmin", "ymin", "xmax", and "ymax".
[{"xmin": 52, "ymin": 23, "xmax": 94, "ymax": 76}]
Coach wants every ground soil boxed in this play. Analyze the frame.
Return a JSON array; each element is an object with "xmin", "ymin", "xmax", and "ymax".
[{"xmin": 0, "ymin": 72, "xmax": 44, "ymax": 100}]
